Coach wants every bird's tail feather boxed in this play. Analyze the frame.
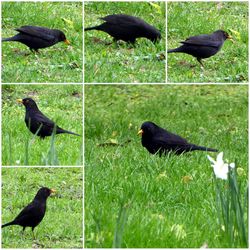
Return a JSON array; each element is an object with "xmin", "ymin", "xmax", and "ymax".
[
  {"xmin": 2, "ymin": 221, "xmax": 15, "ymax": 228},
  {"xmin": 63, "ymin": 130, "xmax": 80, "ymax": 136},
  {"xmin": 84, "ymin": 26, "xmax": 101, "ymax": 31},
  {"xmin": 191, "ymin": 144, "xmax": 218, "ymax": 152},
  {"xmin": 167, "ymin": 48, "xmax": 181, "ymax": 53},
  {"xmin": 2, "ymin": 37, "xmax": 15, "ymax": 42}
]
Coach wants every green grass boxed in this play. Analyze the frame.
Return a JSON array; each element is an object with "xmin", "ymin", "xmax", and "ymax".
[
  {"xmin": 84, "ymin": 85, "xmax": 248, "ymax": 248},
  {"xmin": 1, "ymin": 167, "xmax": 83, "ymax": 248},
  {"xmin": 2, "ymin": 84, "xmax": 83, "ymax": 166},
  {"xmin": 84, "ymin": 2, "xmax": 165, "ymax": 83},
  {"xmin": 2, "ymin": 2, "xmax": 83, "ymax": 83},
  {"xmin": 167, "ymin": 2, "xmax": 248, "ymax": 83}
]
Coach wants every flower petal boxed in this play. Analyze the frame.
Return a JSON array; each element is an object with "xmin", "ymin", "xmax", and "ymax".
[
  {"xmin": 216, "ymin": 152, "xmax": 224, "ymax": 165},
  {"xmin": 207, "ymin": 155, "xmax": 216, "ymax": 164},
  {"xmin": 229, "ymin": 163, "xmax": 235, "ymax": 169}
]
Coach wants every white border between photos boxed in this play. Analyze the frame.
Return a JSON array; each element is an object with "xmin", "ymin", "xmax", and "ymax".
[{"xmin": 0, "ymin": 2, "xmax": 84, "ymax": 248}]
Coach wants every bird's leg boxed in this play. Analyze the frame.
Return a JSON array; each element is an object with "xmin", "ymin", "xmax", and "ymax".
[
  {"xmin": 32, "ymin": 228, "xmax": 36, "ymax": 240},
  {"xmin": 127, "ymin": 40, "xmax": 136, "ymax": 49},
  {"xmin": 30, "ymin": 48, "xmax": 40, "ymax": 54},
  {"xmin": 21, "ymin": 227, "xmax": 25, "ymax": 239},
  {"xmin": 197, "ymin": 58, "xmax": 204, "ymax": 67},
  {"xmin": 113, "ymin": 39, "xmax": 120, "ymax": 48},
  {"xmin": 130, "ymin": 39, "xmax": 136, "ymax": 45}
]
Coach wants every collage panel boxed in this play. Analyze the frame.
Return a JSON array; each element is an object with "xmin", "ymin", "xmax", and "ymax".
[
  {"xmin": 84, "ymin": 84, "xmax": 248, "ymax": 248},
  {"xmin": 2, "ymin": 84, "xmax": 83, "ymax": 166},
  {"xmin": 167, "ymin": 1, "xmax": 248, "ymax": 83},
  {"xmin": 1, "ymin": 1, "xmax": 83, "ymax": 83},
  {"xmin": 84, "ymin": 1, "xmax": 166, "ymax": 83},
  {"xmin": 1, "ymin": 167, "xmax": 83, "ymax": 248}
]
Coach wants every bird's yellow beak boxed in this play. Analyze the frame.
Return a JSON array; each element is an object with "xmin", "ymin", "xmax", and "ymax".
[
  {"xmin": 64, "ymin": 39, "xmax": 70, "ymax": 45},
  {"xmin": 227, "ymin": 35, "xmax": 234, "ymax": 42},
  {"xmin": 137, "ymin": 129, "xmax": 143, "ymax": 136},
  {"xmin": 17, "ymin": 99, "xmax": 23, "ymax": 104},
  {"xmin": 50, "ymin": 189, "xmax": 56, "ymax": 194}
]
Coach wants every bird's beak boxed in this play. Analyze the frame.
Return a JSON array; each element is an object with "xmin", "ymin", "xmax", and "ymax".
[
  {"xmin": 137, "ymin": 129, "xmax": 143, "ymax": 136},
  {"xmin": 227, "ymin": 35, "xmax": 234, "ymax": 42},
  {"xmin": 64, "ymin": 39, "xmax": 70, "ymax": 45},
  {"xmin": 50, "ymin": 189, "xmax": 56, "ymax": 194},
  {"xmin": 17, "ymin": 98, "xmax": 23, "ymax": 104}
]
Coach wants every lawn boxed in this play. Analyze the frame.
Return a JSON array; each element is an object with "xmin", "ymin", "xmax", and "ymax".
[
  {"xmin": 84, "ymin": 2, "xmax": 165, "ymax": 83},
  {"xmin": 2, "ymin": 84, "xmax": 83, "ymax": 166},
  {"xmin": 167, "ymin": 2, "xmax": 248, "ymax": 83},
  {"xmin": 1, "ymin": 167, "xmax": 83, "ymax": 248},
  {"xmin": 1, "ymin": 2, "xmax": 83, "ymax": 83},
  {"xmin": 84, "ymin": 84, "xmax": 248, "ymax": 248}
]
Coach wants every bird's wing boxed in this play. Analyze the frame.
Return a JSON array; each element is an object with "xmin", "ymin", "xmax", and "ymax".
[
  {"xmin": 14, "ymin": 203, "xmax": 37, "ymax": 222},
  {"xmin": 100, "ymin": 15, "xmax": 154, "ymax": 39},
  {"xmin": 181, "ymin": 34, "xmax": 221, "ymax": 47},
  {"xmin": 154, "ymin": 131, "xmax": 189, "ymax": 148},
  {"xmin": 16, "ymin": 26, "xmax": 55, "ymax": 42},
  {"xmin": 100, "ymin": 14, "xmax": 139, "ymax": 25},
  {"xmin": 32, "ymin": 111, "xmax": 56, "ymax": 127}
]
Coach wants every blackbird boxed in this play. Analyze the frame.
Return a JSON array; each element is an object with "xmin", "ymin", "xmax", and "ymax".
[
  {"xmin": 2, "ymin": 187, "xmax": 55, "ymax": 235},
  {"xmin": 167, "ymin": 30, "xmax": 232, "ymax": 66},
  {"xmin": 17, "ymin": 98, "xmax": 80, "ymax": 139},
  {"xmin": 2, "ymin": 25, "xmax": 70, "ymax": 52},
  {"xmin": 138, "ymin": 121, "xmax": 218, "ymax": 155},
  {"xmin": 84, "ymin": 14, "xmax": 161, "ymax": 44}
]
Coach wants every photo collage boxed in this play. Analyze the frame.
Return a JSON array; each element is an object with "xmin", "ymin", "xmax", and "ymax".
[{"xmin": 1, "ymin": 0, "xmax": 248, "ymax": 248}]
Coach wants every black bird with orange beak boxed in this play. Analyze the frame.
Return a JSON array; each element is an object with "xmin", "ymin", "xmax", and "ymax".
[
  {"xmin": 138, "ymin": 121, "xmax": 218, "ymax": 155},
  {"xmin": 168, "ymin": 30, "xmax": 233, "ymax": 66},
  {"xmin": 85, "ymin": 14, "xmax": 161, "ymax": 44},
  {"xmin": 2, "ymin": 25, "xmax": 70, "ymax": 52},
  {"xmin": 17, "ymin": 98, "xmax": 80, "ymax": 139},
  {"xmin": 2, "ymin": 187, "xmax": 55, "ymax": 237}
]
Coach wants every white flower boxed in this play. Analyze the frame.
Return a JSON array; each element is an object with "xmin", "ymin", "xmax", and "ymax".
[
  {"xmin": 229, "ymin": 163, "xmax": 235, "ymax": 169},
  {"xmin": 207, "ymin": 152, "xmax": 235, "ymax": 180}
]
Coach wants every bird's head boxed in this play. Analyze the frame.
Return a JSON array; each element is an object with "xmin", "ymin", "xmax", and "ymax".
[
  {"xmin": 215, "ymin": 30, "xmax": 233, "ymax": 41},
  {"xmin": 57, "ymin": 30, "xmax": 70, "ymax": 45},
  {"xmin": 17, "ymin": 98, "xmax": 39, "ymax": 110},
  {"xmin": 34, "ymin": 187, "xmax": 56, "ymax": 201},
  {"xmin": 149, "ymin": 29, "xmax": 161, "ymax": 43},
  {"xmin": 138, "ymin": 121, "xmax": 158, "ymax": 137}
]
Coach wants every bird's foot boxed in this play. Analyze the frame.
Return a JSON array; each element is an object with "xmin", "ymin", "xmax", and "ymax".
[{"xmin": 197, "ymin": 58, "xmax": 204, "ymax": 67}]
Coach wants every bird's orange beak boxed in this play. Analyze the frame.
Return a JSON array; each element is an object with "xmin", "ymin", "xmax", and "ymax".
[
  {"xmin": 227, "ymin": 34, "xmax": 234, "ymax": 42},
  {"xmin": 17, "ymin": 99, "xmax": 23, "ymax": 104},
  {"xmin": 137, "ymin": 129, "xmax": 143, "ymax": 136},
  {"xmin": 50, "ymin": 189, "xmax": 56, "ymax": 194},
  {"xmin": 64, "ymin": 39, "xmax": 70, "ymax": 45}
]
